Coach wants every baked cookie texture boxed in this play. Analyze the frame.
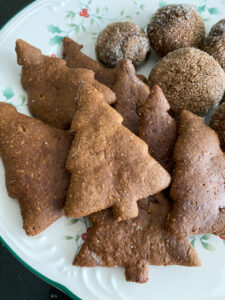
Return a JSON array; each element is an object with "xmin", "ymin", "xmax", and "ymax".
[
  {"xmin": 65, "ymin": 83, "xmax": 171, "ymax": 221},
  {"xmin": 63, "ymin": 37, "xmax": 147, "ymax": 90},
  {"xmin": 114, "ymin": 59, "xmax": 150, "ymax": 133},
  {"xmin": 148, "ymin": 47, "xmax": 225, "ymax": 116},
  {"xmin": 204, "ymin": 19, "xmax": 225, "ymax": 71},
  {"xmin": 96, "ymin": 22, "xmax": 150, "ymax": 67},
  {"xmin": 138, "ymin": 85, "xmax": 177, "ymax": 172},
  {"xmin": 63, "ymin": 37, "xmax": 116, "ymax": 89},
  {"xmin": 167, "ymin": 110, "xmax": 225, "ymax": 237},
  {"xmin": 147, "ymin": 4, "xmax": 205, "ymax": 56},
  {"xmin": 0, "ymin": 103, "xmax": 72, "ymax": 236},
  {"xmin": 74, "ymin": 194, "xmax": 201, "ymax": 283},
  {"xmin": 210, "ymin": 102, "xmax": 225, "ymax": 151},
  {"xmin": 16, "ymin": 39, "xmax": 115, "ymax": 129}
]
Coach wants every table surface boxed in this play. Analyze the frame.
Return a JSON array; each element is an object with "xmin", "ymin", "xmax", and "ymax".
[{"xmin": 0, "ymin": 1, "xmax": 71, "ymax": 299}]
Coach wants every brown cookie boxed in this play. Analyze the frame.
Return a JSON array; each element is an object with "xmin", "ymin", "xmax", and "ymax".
[
  {"xmin": 114, "ymin": 59, "xmax": 150, "ymax": 133},
  {"xmin": 148, "ymin": 47, "xmax": 225, "ymax": 116},
  {"xmin": 63, "ymin": 37, "xmax": 147, "ymax": 90},
  {"xmin": 74, "ymin": 193, "xmax": 201, "ymax": 283},
  {"xmin": 65, "ymin": 83, "xmax": 171, "ymax": 221},
  {"xmin": 63, "ymin": 37, "xmax": 116, "ymax": 90},
  {"xmin": 16, "ymin": 39, "xmax": 116, "ymax": 129},
  {"xmin": 138, "ymin": 85, "xmax": 177, "ymax": 172},
  {"xmin": 147, "ymin": 4, "xmax": 205, "ymax": 56},
  {"xmin": 0, "ymin": 103, "xmax": 72, "ymax": 236},
  {"xmin": 210, "ymin": 102, "xmax": 225, "ymax": 152},
  {"xmin": 204, "ymin": 19, "xmax": 225, "ymax": 72},
  {"xmin": 167, "ymin": 110, "xmax": 225, "ymax": 236},
  {"xmin": 95, "ymin": 22, "xmax": 150, "ymax": 67}
]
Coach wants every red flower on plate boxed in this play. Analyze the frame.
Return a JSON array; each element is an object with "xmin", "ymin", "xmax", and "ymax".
[
  {"xmin": 81, "ymin": 227, "xmax": 91, "ymax": 240},
  {"xmin": 50, "ymin": 54, "xmax": 56, "ymax": 58},
  {"xmin": 81, "ymin": 233, "xmax": 87, "ymax": 240},
  {"xmin": 80, "ymin": 8, "xmax": 89, "ymax": 18},
  {"xmin": 220, "ymin": 236, "xmax": 225, "ymax": 240}
]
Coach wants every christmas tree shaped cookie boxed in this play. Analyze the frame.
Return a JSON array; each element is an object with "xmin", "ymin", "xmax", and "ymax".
[
  {"xmin": 16, "ymin": 39, "xmax": 115, "ymax": 129},
  {"xmin": 167, "ymin": 110, "xmax": 225, "ymax": 236},
  {"xmin": 65, "ymin": 83, "xmax": 171, "ymax": 220},
  {"xmin": 114, "ymin": 59, "xmax": 150, "ymax": 133},
  {"xmin": 74, "ymin": 193, "xmax": 201, "ymax": 283},
  {"xmin": 63, "ymin": 37, "xmax": 147, "ymax": 90},
  {"xmin": 138, "ymin": 85, "xmax": 177, "ymax": 172},
  {"xmin": 0, "ymin": 103, "xmax": 72, "ymax": 235},
  {"xmin": 63, "ymin": 37, "xmax": 116, "ymax": 89}
]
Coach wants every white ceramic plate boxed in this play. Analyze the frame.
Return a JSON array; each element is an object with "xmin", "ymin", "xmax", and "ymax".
[{"xmin": 1, "ymin": 0, "xmax": 225, "ymax": 299}]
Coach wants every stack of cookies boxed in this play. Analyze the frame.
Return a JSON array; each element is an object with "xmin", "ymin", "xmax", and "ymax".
[{"xmin": 0, "ymin": 4, "xmax": 225, "ymax": 283}]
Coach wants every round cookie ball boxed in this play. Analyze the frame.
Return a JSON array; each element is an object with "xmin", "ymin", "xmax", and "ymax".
[
  {"xmin": 148, "ymin": 47, "xmax": 225, "ymax": 116},
  {"xmin": 204, "ymin": 19, "xmax": 225, "ymax": 71},
  {"xmin": 147, "ymin": 4, "xmax": 205, "ymax": 57},
  {"xmin": 210, "ymin": 102, "xmax": 225, "ymax": 151},
  {"xmin": 96, "ymin": 22, "xmax": 150, "ymax": 67}
]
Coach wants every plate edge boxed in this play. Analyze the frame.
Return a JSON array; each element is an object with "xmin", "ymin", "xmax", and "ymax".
[{"xmin": 0, "ymin": 236, "xmax": 82, "ymax": 300}]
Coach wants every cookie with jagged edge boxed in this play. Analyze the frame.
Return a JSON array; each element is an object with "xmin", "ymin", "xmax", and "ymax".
[
  {"xmin": 167, "ymin": 110, "xmax": 225, "ymax": 236},
  {"xmin": 0, "ymin": 103, "xmax": 73, "ymax": 235},
  {"xmin": 210, "ymin": 102, "xmax": 225, "ymax": 152},
  {"xmin": 74, "ymin": 193, "xmax": 201, "ymax": 283},
  {"xmin": 114, "ymin": 59, "xmax": 150, "ymax": 133},
  {"xmin": 16, "ymin": 39, "xmax": 116, "ymax": 129},
  {"xmin": 138, "ymin": 85, "xmax": 177, "ymax": 172},
  {"xmin": 63, "ymin": 37, "xmax": 147, "ymax": 90},
  {"xmin": 65, "ymin": 83, "xmax": 171, "ymax": 221}
]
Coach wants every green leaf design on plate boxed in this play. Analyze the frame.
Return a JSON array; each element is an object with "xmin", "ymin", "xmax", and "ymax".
[
  {"xmin": 197, "ymin": 5, "xmax": 205, "ymax": 13},
  {"xmin": 208, "ymin": 7, "xmax": 220, "ymax": 15},
  {"xmin": 140, "ymin": 4, "xmax": 145, "ymax": 9},
  {"xmin": 190, "ymin": 239, "xmax": 195, "ymax": 247},
  {"xmin": 159, "ymin": 1, "xmax": 167, "ymax": 8},
  {"xmin": 47, "ymin": 24, "xmax": 62, "ymax": 34},
  {"xmin": 49, "ymin": 35, "xmax": 64, "ymax": 45},
  {"xmin": 223, "ymin": 239, "xmax": 225, "ymax": 245},
  {"xmin": 75, "ymin": 234, "xmax": 81, "ymax": 242},
  {"xmin": 19, "ymin": 94, "xmax": 26, "ymax": 106},
  {"xmin": 2, "ymin": 86, "xmax": 14, "ymax": 100},
  {"xmin": 66, "ymin": 11, "xmax": 76, "ymax": 19},
  {"xmin": 96, "ymin": 6, "xmax": 100, "ymax": 13},
  {"xmin": 201, "ymin": 234, "xmax": 211, "ymax": 240},
  {"xmin": 68, "ymin": 219, "xmax": 79, "ymax": 225},
  {"xmin": 63, "ymin": 236, "xmax": 73, "ymax": 240},
  {"xmin": 88, "ymin": 0, "xmax": 92, "ymax": 4},
  {"xmin": 68, "ymin": 23, "xmax": 78, "ymax": 28},
  {"xmin": 201, "ymin": 240, "xmax": 215, "ymax": 252},
  {"xmin": 120, "ymin": 9, "xmax": 125, "ymax": 16}
]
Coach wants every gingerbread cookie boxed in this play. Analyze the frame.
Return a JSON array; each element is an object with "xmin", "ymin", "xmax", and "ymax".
[
  {"xmin": 65, "ymin": 83, "xmax": 171, "ymax": 221},
  {"xmin": 204, "ymin": 19, "xmax": 225, "ymax": 72},
  {"xmin": 63, "ymin": 37, "xmax": 147, "ymax": 90},
  {"xmin": 148, "ymin": 47, "xmax": 225, "ymax": 116},
  {"xmin": 167, "ymin": 110, "xmax": 225, "ymax": 236},
  {"xmin": 74, "ymin": 193, "xmax": 201, "ymax": 283},
  {"xmin": 138, "ymin": 85, "xmax": 177, "ymax": 172},
  {"xmin": 147, "ymin": 4, "xmax": 205, "ymax": 56},
  {"xmin": 210, "ymin": 103, "xmax": 225, "ymax": 151},
  {"xmin": 96, "ymin": 22, "xmax": 150, "ymax": 67},
  {"xmin": 63, "ymin": 37, "xmax": 116, "ymax": 89},
  {"xmin": 16, "ymin": 39, "xmax": 116, "ymax": 129},
  {"xmin": 114, "ymin": 59, "xmax": 150, "ymax": 133},
  {"xmin": 0, "ymin": 103, "xmax": 72, "ymax": 236}
]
